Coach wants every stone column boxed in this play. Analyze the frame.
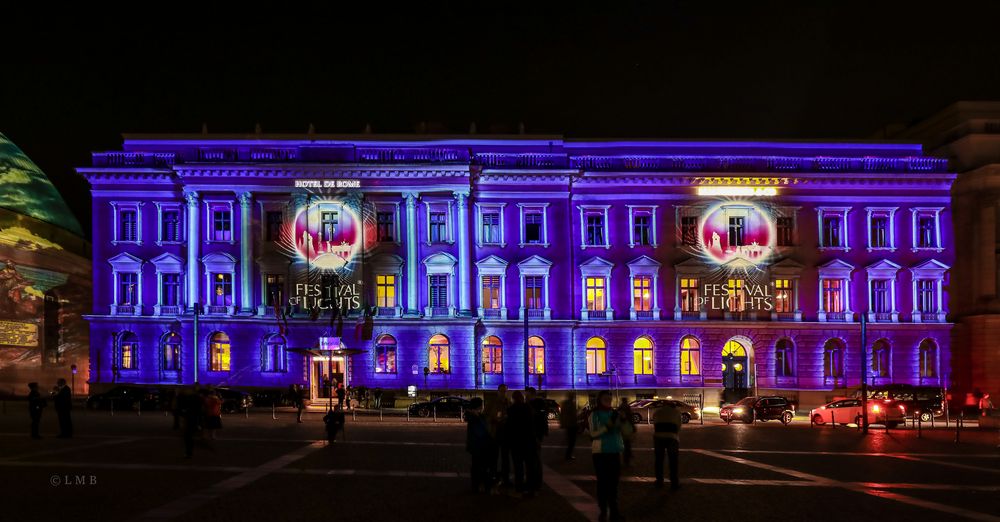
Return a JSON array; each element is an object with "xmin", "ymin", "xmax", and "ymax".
[
  {"xmin": 185, "ymin": 192, "xmax": 200, "ymax": 312},
  {"xmin": 404, "ymin": 193, "xmax": 419, "ymax": 316},
  {"xmin": 239, "ymin": 191, "xmax": 253, "ymax": 314},
  {"xmin": 455, "ymin": 191, "xmax": 471, "ymax": 315}
]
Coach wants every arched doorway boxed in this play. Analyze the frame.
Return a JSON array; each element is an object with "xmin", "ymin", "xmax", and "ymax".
[{"xmin": 722, "ymin": 338, "xmax": 752, "ymax": 403}]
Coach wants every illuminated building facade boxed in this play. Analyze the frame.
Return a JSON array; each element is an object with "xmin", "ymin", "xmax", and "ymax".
[{"xmin": 81, "ymin": 135, "xmax": 955, "ymax": 406}]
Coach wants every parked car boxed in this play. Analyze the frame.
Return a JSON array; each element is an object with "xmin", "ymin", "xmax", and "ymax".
[
  {"xmin": 86, "ymin": 386, "xmax": 161, "ymax": 411},
  {"xmin": 538, "ymin": 398, "xmax": 561, "ymax": 420},
  {"xmin": 407, "ymin": 396, "xmax": 472, "ymax": 418},
  {"xmin": 628, "ymin": 399, "xmax": 700, "ymax": 424},
  {"xmin": 810, "ymin": 398, "xmax": 905, "ymax": 428},
  {"xmin": 248, "ymin": 389, "xmax": 295, "ymax": 407},
  {"xmin": 720, "ymin": 396, "xmax": 794, "ymax": 424},
  {"xmin": 215, "ymin": 388, "xmax": 254, "ymax": 413},
  {"xmin": 853, "ymin": 384, "xmax": 944, "ymax": 422}
]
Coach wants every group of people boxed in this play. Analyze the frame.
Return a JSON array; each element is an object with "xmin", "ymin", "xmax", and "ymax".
[
  {"xmin": 466, "ymin": 387, "xmax": 683, "ymax": 522},
  {"xmin": 27, "ymin": 378, "xmax": 73, "ymax": 439},
  {"xmin": 171, "ymin": 385, "xmax": 224, "ymax": 458}
]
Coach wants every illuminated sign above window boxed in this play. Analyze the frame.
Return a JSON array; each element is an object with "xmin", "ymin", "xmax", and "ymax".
[
  {"xmin": 294, "ymin": 179, "xmax": 361, "ymax": 188},
  {"xmin": 697, "ymin": 187, "xmax": 778, "ymax": 197}
]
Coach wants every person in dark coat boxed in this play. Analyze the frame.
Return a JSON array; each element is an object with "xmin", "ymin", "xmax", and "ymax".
[
  {"xmin": 290, "ymin": 384, "xmax": 306, "ymax": 423},
  {"xmin": 179, "ymin": 385, "xmax": 202, "ymax": 458},
  {"xmin": 53, "ymin": 378, "xmax": 72, "ymax": 438},
  {"xmin": 465, "ymin": 397, "xmax": 491, "ymax": 493},
  {"xmin": 560, "ymin": 394, "xmax": 579, "ymax": 460},
  {"xmin": 28, "ymin": 382, "xmax": 46, "ymax": 439},
  {"xmin": 336, "ymin": 383, "xmax": 347, "ymax": 409},
  {"xmin": 373, "ymin": 387, "xmax": 384, "ymax": 409},
  {"xmin": 505, "ymin": 391, "xmax": 538, "ymax": 496},
  {"xmin": 524, "ymin": 387, "xmax": 548, "ymax": 493},
  {"xmin": 324, "ymin": 406, "xmax": 346, "ymax": 443},
  {"xmin": 486, "ymin": 384, "xmax": 512, "ymax": 488}
]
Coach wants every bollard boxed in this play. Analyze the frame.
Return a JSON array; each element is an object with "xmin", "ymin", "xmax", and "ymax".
[
  {"xmin": 930, "ymin": 412, "xmax": 935, "ymax": 429},
  {"xmin": 433, "ymin": 405, "xmax": 437, "ymax": 422},
  {"xmin": 917, "ymin": 414, "xmax": 922, "ymax": 438},
  {"xmin": 407, "ymin": 407, "xmax": 410, "ymax": 422},
  {"xmin": 272, "ymin": 403, "xmax": 276, "ymax": 421},
  {"xmin": 380, "ymin": 407, "xmax": 383, "ymax": 422},
  {"xmin": 352, "ymin": 408, "xmax": 356, "ymax": 421},
  {"xmin": 245, "ymin": 406, "xmax": 249, "ymax": 419},
  {"xmin": 955, "ymin": 412, "xmax": 962, "ymax": 443},
  {"xmin": 831, "ymin": 409, "xmax": 835, "ymax": 428},
  {"xmin": 137, "ymin": 400, "xmax": 141, "ymax": 417},
  {"xmin": 699, "ymin": 394, "xmax": 704, "ymax": 425},
  {"xmin": 111, "ymin": 398, "xmax": 114, "ymax": 417}
]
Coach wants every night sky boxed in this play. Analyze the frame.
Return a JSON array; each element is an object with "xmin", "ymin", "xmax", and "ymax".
[{"xmin": 5, "ymin": 3, "xmax": 1000, "ymax": 237}]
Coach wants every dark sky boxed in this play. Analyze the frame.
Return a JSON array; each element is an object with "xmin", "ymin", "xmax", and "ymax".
[{"xmin": 5, "ymin": 3, "xmax": 1000, "ymax": 237}]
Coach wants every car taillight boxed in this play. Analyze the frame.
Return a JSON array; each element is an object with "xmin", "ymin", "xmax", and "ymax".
[
  {"xmin": 899, "ymin": 405, "xmax": 905, "ymax": 413},
  {"xmin": 872, "ymin": 404, "xmax": 880, "ymax": 413}
]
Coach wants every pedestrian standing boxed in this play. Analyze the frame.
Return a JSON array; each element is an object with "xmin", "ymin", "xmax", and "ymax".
[
  {"xmin": 617, "ymin": 398, "xmax": 635, "ymax": 467},
  {"xmin": 525, "ymin": 387, "xmax": 547, "ymax": 494},
  {"xmin": 324, "ymin": 406, "xmax": 346, "ymax": 443},
  {"xmin": 203, "ymin": 389, "xmax": 223, "ymax": 441},
  {"xmin": 505, "ymin": 391, "xmax": 534, "ymax": 496},
  {"xmin": 53, "ymin": 378, "xmax": 73, "ymax": 438},
  {"xmin": 295, "ymin": 384, "xmax": 306, "ymax": 423},
  {"xmin": 652, "ymin": 402, "xmax": 682, "ymax": 490},
  {"xmin": 979, "ymin": 393, "xmax": 995, "ymax": 416},
  {"xmin": 589, "ymin": 390, "xmax": 624, "ymax": 522},
  {"xmin": 465, "ymin": 397, "xmax": 491, "ymax": 493},
  {"xmin": 28, "ymin": 382, "xmax": 46, "ymax": 439},
  {"xmin": 560, "ymin": 394, "xmax": 579, "ymax": 461},
  {"xmin": 336, "ymin": 383, "xmax": 347, "ymax": 410},
  {"xmin": 487, "ymin": 384, "xmax": 512, "ymax": 488},
  {"xmin": 180, "ymin": 385, "xmax": 202, "ymax": 458},
  {"xmin": 374, "ymin": 387, "xmax": 384, "ymax": 409}
]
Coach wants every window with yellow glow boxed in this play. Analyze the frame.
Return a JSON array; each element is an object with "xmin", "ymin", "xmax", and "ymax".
[
  {"xmin": 375, "ymin": 334, "xmax": 397, "ymax": 373},
  {"xmin": 585, "ymin": 337, "xmax": 607, "ymax": 375},
  {"xmin": 482, "ymin": 335, "xmax": 503, "ymax": 374},
  {"xmin": 585, "ymin": 277, "xmax": 606, "ymax": 311},
  {"xmin": 429, "ymin": 334, "xmax": 450, "ymax": 373},
  {"xmin": 210, "ymin": 332, "xmax": 231, "ymax": 372},
  {"xmin": 376, "ymin": 274, "xmax": 396, "ymax": 308},
  {"xmin": 481, "ymin": 275, "xmax": 501, "ymax": 309},
  {"xmin": 680, "ymin": 278, "xmax": 700, "ymax": 312},
  {"xmin": 722, "ymin": 339, "xmax": 747, "ymax": 357},
  {"xmin": 632, "ymin": 276, "xmax": 652, "ymax": 312},
  {"xmin": 527, "ymin": 336, "xmax": 545, "ymax": 374},
  {"xmin": 633, "ymin": 336, "xmax": 654, "ymax": 375},
  {"xmin": 680, "ymin": 336, "xmax": 700, "ymax": 375},
  {"xmin": 774, "ymin": 279, "xmax": 792, "ymax": 313},
  {"xmin": 727, "ymin": 278, "xmax": 745, "ymax": 312},
  {"xmin": 119, "ymin": 332, "xmax": 138, "ymax": 370}
]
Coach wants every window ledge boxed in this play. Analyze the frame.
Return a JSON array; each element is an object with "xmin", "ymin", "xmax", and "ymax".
[
  {"xmin": 911, "ymin": 247, "xmax": 944, "ymax": 253},
  {"xmin": 866, "ymin": 247, "xmax": 896, "ymax": 252},
  {"xmin": 518, "ymin": 242, "xmax": 550, "ymax": 248},
  {"xmin": 818, "ymin": 246, "xmax": 851, "ymax": 252}
]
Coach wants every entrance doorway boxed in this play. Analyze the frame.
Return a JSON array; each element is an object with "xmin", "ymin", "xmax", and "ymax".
[
  {"xmin": 310, "ymin": 356, "xmax": 345, "ymax": 401},
  {"xmin": 722, "ymin": 338, "xmax": 752, "ymax": 404}
]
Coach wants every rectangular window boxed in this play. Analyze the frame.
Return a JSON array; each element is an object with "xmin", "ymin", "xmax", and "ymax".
[
  {"xmin": 776, "ymin": 344, "xmax": 793, "ymax": 377},
  {"xmin": 680, "ymin": 339, "xmax": 700, "ymax": 375},
  {"xmin": 872, "ymin": 279, "xmax": 891, "ymax": 314},
  {"xmin": 376, "ymin": 274, "xmax": 396, "ymax": 308},
  {"xmin": 527, "ymin": 345, "xmax": 545, "ymax": 374},
  {"xmin": 585, "ymin": 277, "xmax": 606, "ymax": 311},
  {"xmin": 822, "ymin": 215, "xmax": 842, "ymax": 248},
  {"xmin": 586, "ymin": 347, "xmax": 607, "ymax": 375},
  {"xmin": 376, "ymin": 212, "xmax": 394, "ymax": 242},
  {"xmin": 681, "ymin": 216, "xmax": 698, "ymax": 246},
  {"xmin": 728, "ymin": 217, "xmax": 745, "ymax": 247},
  {"xmin": 586, "ymin": 214, "xmax": 605, "ymax": 246},
  {"xmin": 870, "ymin": 216, "xmax": 889, "ymax": 248},
  {"xmin": 633, "ymin": 276, "xmax": 652, "ymax": 312},
  {"xmin": 119, "ymin": 273, "xmax": 138, "ymax": 305},
  {"xmin": 918, "ymin": 215, "xmax": 937, "ymax": 248},
  {"xmin": 774, "ymin": 279, "xmax": 792, "ymax": 313},
  {"xmin": 212, "ymin": 209, "xmax": 232, "ymax": 242},
  {"xmin": 482, "ymin": 341, "xmax": 502, "ymax": 374},
  {"xmin": 320, "ymin": 211, "xmax": 338, "ymax": 242},
  {"xmin": 265, "ymin": 274, "xmax": 285, "ymax": 307},
  {"xmin": 481, "ymin": 211, "xmax": 500, "ymax": 244},
  {"xmin": 161, "ymin": 210, "xmax": 181, "ymax": 242},
  {"xmin": 163, "ymin": 340, "xmax": 180, "ymax": 371},
  {"xmin": 429, "ymin": 212, "xmax": 447, "ymax": 243},
  {"xmin": 120, "ymin": 209, "xmax": 138, "ymax": 242},
  {"xmin": 680, "ymin": 278, "xmax": 700, "ymax": 312},
  {"xmin": 211, "ymin": 273, "xmax": 233, "ymax": 307},
  {"xmin": 161, "ymin": 273, "xmax": 181, "ymax": 306},
  {"xmin": 917, "ymin": 279, "xmax": 935, "ymax": 313},
  {"xmin": 524, "ymin": 276, "xmax": 544, "ymax": 310},
  {"xmin": 524, "ymin": 212, "xmax": 543, "ymax": 244},
  {"xmin": 823, "ymin": 279, "xmax": 843, "ymax": 313},
  {"xmin": 776, "ymin": 217, "xmax": 794, "ymax": 247},
  {"xmin": 727, "ymin": 278, "xmax": 746, "ymax": 312},
  {"xmin": 120, "ymin": 341, "xmax": 137, "ymax": 370},
  {"xmin": 633, "ymin": 213, "xmax": 651, "ymax": 246},
  {"xmin": 265, "ymin": 211, "xmax": 283, "ymax": 242},
  {"xmin": 429, "ymin": 275, "xmax": 448, "ymax": 307},
  {"xmin": 481, "ymin": 275, "xmax": 501, "ymax": 309},
  {"xmin": 634, "ymin": 347, "xmax": 653, "ymax": 375}
]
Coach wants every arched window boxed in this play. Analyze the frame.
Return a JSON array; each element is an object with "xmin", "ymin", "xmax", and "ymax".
[
  {"xmin": 680, "ymin": 336, "xmax": 701, "ymax": 376},
  {"xmin": 633, "ymin": 336, "xmax": 654, "ymax": 375},
  {"xmin": 775, "ymin": 338, "xmax": 794, "ymax": 377},
  {"xmin": 585, "ymin": 337, "xmax": 607, "ymax": 375},
  {"xmin": 527, "ymin": 336, "xmax": 545, "ymax": 374},
  {"xmin": 482, "ymin": 335, "xmax": 503, "ymax": 374},
  {"xmin": 429, "ymin": 334, "xmax": 450, "ymax": 373},
  {"xmin": 118, "ymin": 331, "xmax": 139, "ymax": 370},
  {"xmin": 209, "ymin": 332, "xmax": 231, "ymax": 372},
  {"xmin": 375, "ymin": 334, "xmax": 397, "ymax": 374},
  {"xmin": 161, "ymin": 332, "xmax": 181, "ymax": 372},
  {"xmin": 872, "ymin": 339, "xmax": 890, "ymax": 378},
  {"xmin": 823, "ymin": 339, "xmax": 844, "ymax": 379},
  {"xmin": 918, "ymin": 339, "xmax": 937, "ymax": 378},
  {"xmin": 262, "ymin": 334, "xmax": 287, "ymax": 372}
]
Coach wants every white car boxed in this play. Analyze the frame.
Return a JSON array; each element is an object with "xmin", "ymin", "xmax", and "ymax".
[{"xmin": 810, "ymin": 398, "xmax": 905, "ymax": 428}]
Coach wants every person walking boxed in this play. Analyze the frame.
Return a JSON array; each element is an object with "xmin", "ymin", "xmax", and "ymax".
[
  {"xmin": 524, "ymin": 387, "xmax": 547, "ymax": 494},
  {"xmin": 589, "ymin": 390, "xmax": 625, "ymax": 522},
  {"xmin": 465, "ymin": 397, "xmax": 491, "ymax": 493},
  {"xmin": 324, "ymin": 405, "xmax": 346, "ymax": 443},
  {"xmin": 179, "ymin": 385, "xmax": 202, "ymax": 458},
  {"xmin": 28, "ymin": 382, "xmax": 46, "ymax": 439},
  {"xmin": 505, "ymin": 390, "xmax": 535, "ymax": 496},
  {"xmin": 293, "ymin": 385, "xmax": 306, "ymax": 423},
  {"xmin": 373, "ymin": 387, "xmax": 383, "ymax": 409},
  {"xmin": 202, "ymin": 389, "xmax": 223, "ymax": 441},
  {"xmin": 336, "ymin": 383, "xmax": 347, "ymax": 410},
  {"xmin": 617, "ymin": 398, "xmax": 635, "ymax": 467},
  {"xmin": 53, "ymin": 378, "xmax": 73, "ymax": 438},
  {"xmin": 487, "ymin": 384, "xmax": 512, "ymax": 488},
  {"xmin": 560, "ymin": 394, "xmax": 579, "ymax": 461},
  {"xmin": 979, "ymin": 393, "xmax": 995, "ymax": 416},
  {"xmin": 652, "ymin": 401, "xmax": 682, "ymax": 490}
]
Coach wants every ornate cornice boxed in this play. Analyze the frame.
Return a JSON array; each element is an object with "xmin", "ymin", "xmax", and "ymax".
[{"xmin": 171, "ymin": 164, "xmax": 470, "ymax": 179}]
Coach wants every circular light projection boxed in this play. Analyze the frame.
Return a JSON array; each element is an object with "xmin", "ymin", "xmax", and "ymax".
[
  {"xmin": 292, "ymin": 201, "xmax": 362, "ymax": 270},
  {"xmin": 698, "ymin": 200, "xmax": 777, "ymax": 266}
]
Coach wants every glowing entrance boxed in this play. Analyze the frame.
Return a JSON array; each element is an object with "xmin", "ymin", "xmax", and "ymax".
[{"xmin": 722, "ymin": 338, "xmax": 752, "ymax": 403}]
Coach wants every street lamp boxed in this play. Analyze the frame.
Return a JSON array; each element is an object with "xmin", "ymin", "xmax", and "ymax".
[{"xmin": 860, "ymin": 312, "xmax": 869, "ymax": 434}]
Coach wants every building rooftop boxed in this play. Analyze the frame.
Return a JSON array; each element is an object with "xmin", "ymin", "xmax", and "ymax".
[{"xmin": 0, "ymin": 132, "xmax": 83, "ymax": 236}]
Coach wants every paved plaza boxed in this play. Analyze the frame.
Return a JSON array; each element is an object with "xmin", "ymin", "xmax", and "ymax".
[{"xmin": 1, "ymin": 407, "xmax": 998, "ymax": 522}]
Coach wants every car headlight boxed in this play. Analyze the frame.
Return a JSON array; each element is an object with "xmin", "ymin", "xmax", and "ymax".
[{"xmin": 733, "ymin": 408, "xmax": 744, "ymax": 414}]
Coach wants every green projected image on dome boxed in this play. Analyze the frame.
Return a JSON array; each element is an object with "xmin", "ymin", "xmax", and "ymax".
[{"xmin": 0, "ymin": 132, "xmax": 82, "ymax": 236}]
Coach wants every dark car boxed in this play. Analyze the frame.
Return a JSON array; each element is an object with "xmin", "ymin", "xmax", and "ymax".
[
  {"xmin": 628, "ymin": 399, "xmax": 700, "ymax": 424},
  {"xmin": 215, "ymin": 388, "xmax": 254, "ymax": 413},
  {"xmin": 854, "ymin": 384, "xmax": 944, "ymax": 422},
  {"xmin": 86, "ymin": 386, "xmax": 161, "ymax": 411},
  {"xmin": 538, "ymin": 398, "xmax": 561, "ymax": 420},
  {"xmin": 720, "ymin": 396, "xmax": 794, "ymax": 425},
  {"xmin": 408, "ymin": 396, "xmax": 472, "ymax": 418}
]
